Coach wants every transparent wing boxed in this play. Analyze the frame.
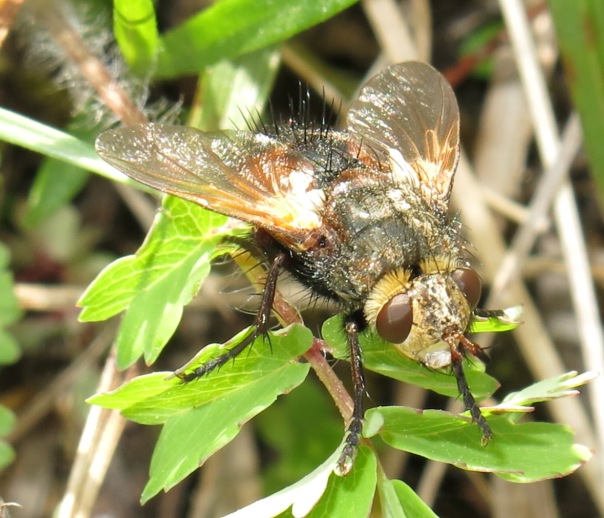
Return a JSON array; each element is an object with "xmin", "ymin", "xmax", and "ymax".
[
  {"xmin": 96, "ymin": 124, "xmax": 325, "ymax": 246},
  {"xmin": 346, "ymin": 61, "xmax": 460, "ymax": 206}
]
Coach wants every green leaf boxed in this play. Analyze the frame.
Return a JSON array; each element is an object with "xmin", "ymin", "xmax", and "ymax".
[
  {"xmin": 322, "ymin": 316, "xmax": 498, "ymax": 401},
  {"xmin": 78, "ymin": 196, "xmax": 230, "ymax": 367},
  {"xmin": 458, "ymin": 21, "xmax": 503, "ymax": 79},
  {"xmin": 0, "ymin": 406, "xmax": 16, "ymax": 470},
  {"xmin": 497, "ymin": 371, "xmax": 597, "ymax": 412},
  {"xmin": 113, "ymin": 0, "xmax": 159, "ymax": 76},
  {"xmin": 549, "ymin": 0, "xmax": 604, "ymax": 205},
  {"xmin": 23, "ymin": 112, "xmax": 107, "ymax": 228},
  {"xmin": 0, "ymin": 243, "xmax": 22, "ymax": 365},
  {"xmin": 122, "ymin": 324, "xmax": 313, "ymax": 501},
  {"xmin": 0, "ymin": 405, "xmax": 15, "ymax": 437},
  {"xmin": 0, "ymin": 331, "xmax": 21, "ymax": 365},
  {"xmin": 377, "ymin": 476, "xmax": 408, "ymax": 518},
  {"xmin": 305, "ymin": 445, "xmax": 376, "ymax": 517},
  {"xmin": 90, "ymin": 324, "xmax": 312, "ymax": 420},
  {"xmin": 228, "ymin": 444, "xmax": 342, "ymax": 517},
  {"xmin": 224, "ymin": 444, "xmax": 375, "ymax": 518},
  {"xmin": 192, "ymin": 46, "xmax": 281, "ymax": 131},
  {"xmin": 24, "ymin": 155, "xmax": 90, "ymax": 229},
  {"xmin": 372, "ymin": 407, "xmax": 592, "ymax": 482},
  {"xmin": 155, "ymin": 0, "xmax": 358, "ymax": 78},
  {"xmin": 0, "ymin": 107, "xmax": 131, "ymax": 184},
  {"xmin": 88, "ymin": 369, "xmax": 181, "ymax": 422},
  {"xmin": 255, "ymin": 379, "xmax": 343, "ymax": 494},
  {"xmin": 0, "ymin": 245, "xmax": 22, "ymax": 329},
  {"xmin": 0, "ymin": 441, "xmax": 15, "ymax": 470},
  {"xmin": 377, "ymin": 476, "xmax": 437, "ymax": 518},
  {"xmin": 26, "ymin": 206, "xmax": 85, "ymax": 265}
]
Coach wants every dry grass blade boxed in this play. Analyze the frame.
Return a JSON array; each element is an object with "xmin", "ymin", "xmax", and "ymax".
[
  {"xmin": 499, "ymin": 0, "xmax": 604, "ymax": 510},
  {"xmin": 56, "ymin": 348, "xmax": 135, "ymax": 518}
]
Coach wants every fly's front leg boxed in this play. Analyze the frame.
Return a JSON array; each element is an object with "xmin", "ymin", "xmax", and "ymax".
[
  {"xmin": 177, "ymin": 253, "xmax": 286, "ymax": 382},
  {"xmin": 336, "ymin": 316, "xmax": 367, "ymax": 475},
  {"xmin": 449, "ymin": 343, "xmax": 492, "ymax": 445}
]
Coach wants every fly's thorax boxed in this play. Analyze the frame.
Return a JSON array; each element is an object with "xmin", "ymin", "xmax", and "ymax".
[
  {"xmin": 364, "ymin": 256, "xmax": 482, "ymax": 369},
  {"xmin": 301, "ymin": 174, "xmax": 455, "ymax": 303}
]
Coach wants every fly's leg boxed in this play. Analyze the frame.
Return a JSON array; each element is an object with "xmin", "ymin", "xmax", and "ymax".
[
  {"xmin": 336, "ymin": 316, "xmax": 367, "ymax": 475},
  {"xmin": 474, "ymin": 308, "xmax": 507, "ymax": 319},
  {"xmin": 177, "ymin": 253, "xmax": 285, "ymax": 382},
  {"xmin": 449, "ymin": 338, "xmax": 492, "ymax": 446}
]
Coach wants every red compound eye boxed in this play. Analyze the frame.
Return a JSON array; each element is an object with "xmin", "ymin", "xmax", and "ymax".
[
  {"xmin": 376, "ymin": 292, "xmax": 413, "ymax": 344},
  {"xmin": 451, "ymin": 268, "xmax": 482, "ymax": 310}
]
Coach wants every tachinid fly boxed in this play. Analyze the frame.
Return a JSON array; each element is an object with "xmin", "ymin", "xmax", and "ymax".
[{"xmin": 96, "ymin": 61, "xmax": 506, "ymax": 472}]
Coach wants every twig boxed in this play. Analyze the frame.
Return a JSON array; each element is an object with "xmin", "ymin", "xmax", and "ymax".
[{"xmin": 27, "ymin": 0, "xmax": 146, "ymax": 126}]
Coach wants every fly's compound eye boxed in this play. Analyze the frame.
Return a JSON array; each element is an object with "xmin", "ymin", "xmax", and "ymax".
[
  {"xmin": 376, "ymin": 292, "xmax": 413, "ymax": 344},
  {"xmin": 451, "ymin": 267, "xmax": 482, "ymax": 310}
]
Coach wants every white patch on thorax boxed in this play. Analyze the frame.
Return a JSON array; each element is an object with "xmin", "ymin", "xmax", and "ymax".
[{"xmin": 272, "ymin": 168, "xmax": 325, "ymax": 228}]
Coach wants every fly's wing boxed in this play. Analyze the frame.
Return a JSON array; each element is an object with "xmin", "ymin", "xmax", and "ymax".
[
  {"xmin": 346, "ymin": 61, "xmax": 460, "ymax": 209},
  {"xmin": 96, "ymin": 123, "xmax": 325, "ymax": 249}
]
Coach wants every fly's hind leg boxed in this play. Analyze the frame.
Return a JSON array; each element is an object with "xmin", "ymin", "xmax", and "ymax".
[{"xmin": 176, "ymin": 253, "xmax": 285, "ymax": 382}]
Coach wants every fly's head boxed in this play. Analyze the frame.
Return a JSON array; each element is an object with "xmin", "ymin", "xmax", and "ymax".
[{"xmin": 364, "ymin": 256, "xmax": 482, "ymax": 368}]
